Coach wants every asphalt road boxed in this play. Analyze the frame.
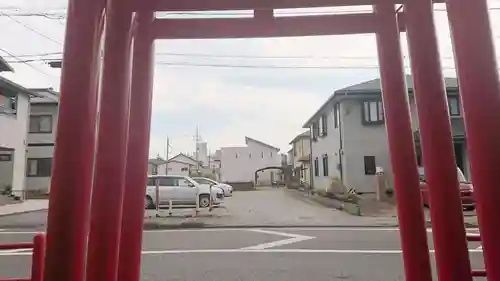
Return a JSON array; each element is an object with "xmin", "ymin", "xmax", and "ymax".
[{"xmin": 0, "ymin": 227, "xmax": 485, "ymax": 281}]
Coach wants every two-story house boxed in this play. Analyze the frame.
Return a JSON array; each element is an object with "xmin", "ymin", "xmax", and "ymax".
[
  {"xmin": 26, "ymin": 88, "xmax": 60, "ymax": 193},
  {"xmin": 219, "ymin": 137, "xmax": 280, "ymax": 185},
  {"xmin": 288, "ymin": 131, "xmax": 311, "ymax": 187},
  {"xmin": 303, "ymin": 75, "xmax": 466, "ymax": 195},
  {"xmin": 0, "ymin": 75, "xmax": 40, "ymax": 198}
]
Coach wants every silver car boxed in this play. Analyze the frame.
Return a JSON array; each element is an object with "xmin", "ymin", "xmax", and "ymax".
[
  {"xmin": 145, "ymin": 175, "xmax": 224, "ymax": 209},
  {"xmin": 191, "ymin": 177, "xmax": 233, "ymax": 197}
]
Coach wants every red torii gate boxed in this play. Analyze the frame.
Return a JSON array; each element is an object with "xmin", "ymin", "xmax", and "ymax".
[{"xmin": 40, "ymin": 0, "xmax": 500, "ymax": 281}]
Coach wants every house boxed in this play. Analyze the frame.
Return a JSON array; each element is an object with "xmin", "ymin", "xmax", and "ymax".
[
  {"xmin": 219, "ymin": 137, "xmax": 281, "ymax": 185},
  {"xmin": 0, "ymin": 74, "xmax": 41, "ymax": 198},
  {"xmin": 147, "ymin": 157, "xmax": 167, "ymax": 175},
  {"xmin": 303, "ymin": 75, "xmax": 467, "ymax": 195},
  {"xmin": 25, "ymin": 88, "xmax": 60, "ymax": 193},
  {"xmin": 288, "ymin": 131, "xmax": 311, "ymax": 187}
]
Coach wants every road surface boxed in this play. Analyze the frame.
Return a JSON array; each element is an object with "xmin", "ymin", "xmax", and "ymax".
[{"xmin": 0, "ymin": 227, "xmax": 485, "ymax": 281}]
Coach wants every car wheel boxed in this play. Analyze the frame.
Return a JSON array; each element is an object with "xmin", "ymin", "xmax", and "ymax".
[
  {"xmin": 145, "ymin": 195, "xmax": 155, "ymax": 209},
  {"xmin": 199, "ymin": 195, "xmax": 210, "ymax": 208}
]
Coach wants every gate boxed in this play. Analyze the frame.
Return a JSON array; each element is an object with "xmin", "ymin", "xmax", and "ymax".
[{"xmin": 9, "ymin": 0, "xmax": 499, "ymax": 281}]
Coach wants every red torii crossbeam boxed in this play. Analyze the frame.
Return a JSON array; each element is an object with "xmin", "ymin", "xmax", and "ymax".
[{"xmin": 41, "ymin": 0, "xmax": 500, "ymax": 281}]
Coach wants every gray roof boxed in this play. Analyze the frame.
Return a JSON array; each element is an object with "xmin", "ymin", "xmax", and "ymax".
[
  {"xmin": 303, "ymin": 75, "xmax": 458, "ymax": 128},
  {"xmin": 0, "ymin": 76, "xmax": 41, "ymax": 97},
  {"xmin": 288, "ymin": 131, "xmax": 310, "ymax": 145},
  {"xmin": 0, "ymin": 56, "xmax": 13, "ymax": 72},
  {"xmin": 29, "ymin": 88, "xmax": 60, "ymax": 104},
  {"xmin": 335, "ymin": 75, "xmax": 458, "ymax": 94}
]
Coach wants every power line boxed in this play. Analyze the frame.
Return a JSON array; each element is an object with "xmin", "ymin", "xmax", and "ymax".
[
  {"xmin": 0, "ymin": 12, "xmax": 63, "ymax": 46},
  {"xmin": 0, "ymin": 48, "xmax": 54, "ymax": 78}
]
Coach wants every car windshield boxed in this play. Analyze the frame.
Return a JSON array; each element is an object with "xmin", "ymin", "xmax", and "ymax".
[{"xmin": 418, "ymin": 167, "xmax": 468, "ymax": 183}]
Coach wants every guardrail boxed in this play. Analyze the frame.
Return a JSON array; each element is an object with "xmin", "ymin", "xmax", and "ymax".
[
  {"xmin": 466, "ymin": 233, "xmax": 486, "ymax": 278},
  {"xmin": 0, "ymin": 233, "xmax": 45, "ymax": 281},
  {"xmin": 151, "ymin": 182, "xmax": 217, "ymax": 217}
]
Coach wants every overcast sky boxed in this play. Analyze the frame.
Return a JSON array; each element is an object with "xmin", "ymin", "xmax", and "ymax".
[{"xmin": 0, "ymin": 0, "xmax": 499, "ymax": 158}]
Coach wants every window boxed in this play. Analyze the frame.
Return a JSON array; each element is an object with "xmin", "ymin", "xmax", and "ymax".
[
  {"xmin": 334, "ymin": 104, "xmax": 340, "ymax": 129},
  {"xmin": 448, "ymin": 96, "xmax": 461, "ymax": 117},
  {"xmin": 270, "ymin": 152, "xmax": 273, "ymax": 157},
  {"xmin": 320, "ymin": 115, "xmax": 328, "ymax": 136},
  {"xmin": 261, "ymin": 152, "xmax": 264, "ymax": 158},
  {"xmin": 158, "ymin": 177, "xmax": 177, "ymax": 186},
  {"xmin": 293, "ymin": 143, "xmax": 297, "ymax": 156},
  {"xmin": 29, "ymin": 115, "xmax": 53, "ymax": 133},
  {"xmin": 151, "ymin": 165, "xmax": 158, "ymax": 175},
  {"xmin": 362, "ymin": 100, "xmax": 384, "ymax": 124},
  {"xmin": 364, "ymin": 156, "xmax": 376, "ymax": 175},
  {"xmin": 181, "ymin": 167, "xmax": 188, "ymax": 172},
  {"xmin": 0, "ymin": 94, "xmax": 17, "ymax": 114},
  {"xmin": 322, "ymin": 154, "xmax": 329, "ymax": 176},
  {"xmin": 0, "ymin": 154, "xmax": 11, "ymax": 161},
  {"xmin": 27, "ymin": 158, "xmax": 53, "ymax": 177},
  {"xmin": 312, "ymin": 122, "xmax": 319, "ymax": 141},
  {"xmin": 314, "ymin": 157, "xmax": 319, "ymax": 176},
  {"xmin": 236, "ymin": 153, "xmax": 238, "ymax": 158},
  {"xmin": 249, "ymin": 153, "xmax": 252, "ymax": 158}
]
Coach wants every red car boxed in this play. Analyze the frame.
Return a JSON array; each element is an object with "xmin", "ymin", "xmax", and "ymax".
[{"xmin": 419, "ymin": 166, "xmax": 475, "ymax": 211}]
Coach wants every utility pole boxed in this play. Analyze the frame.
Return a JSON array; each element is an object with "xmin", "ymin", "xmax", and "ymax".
[
  {"xmin": 194, "ymin": 126, "xmax": 201, "ymax": 172},
  {"xmin": 165, "ymin": 136, "xmax": 171, "ymax": 174}
]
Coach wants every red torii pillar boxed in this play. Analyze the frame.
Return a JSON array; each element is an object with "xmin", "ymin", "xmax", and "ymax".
[
  {"xmin": 42, "ymin": 0, "xmax": 105, "ymax": 281},
  {"xmin": 85, "ymin": 0, "xmax": 135, "ymax": 280},
  {"xmin": 374, "ymin": 3, "xmax": 432, "ymax": 281},
  {"xmin": 446, "ymin": 0, "xmax": 500, "ymax": 279},
  {"xmin": 118, "ymin": 10, "xmax": 156, "ymax": 281},
  {"xmin": 404, "ymin": 0, "xmax": 472, "ymax": 280}
]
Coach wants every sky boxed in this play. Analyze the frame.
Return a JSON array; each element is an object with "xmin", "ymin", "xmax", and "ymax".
[{"xmin": 0, "ymin": 0, "xmax": 499, "ymax": 158}]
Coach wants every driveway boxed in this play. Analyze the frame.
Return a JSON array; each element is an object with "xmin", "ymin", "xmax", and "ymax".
[{"xmin": 0, "ymin": 187, "xmax": 399, "ymax": 229}]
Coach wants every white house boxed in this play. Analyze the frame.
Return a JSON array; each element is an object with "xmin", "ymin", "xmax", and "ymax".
[
  {"xmin": 303, "ymin": 75, "xmax": 468, "ymax": 195},
  {"xmin": 219, "ymin": 137, "xmax": 281, "ymax": 185},
  {"xmin": 0, "ymin": 75, "xmax": 41, "ymax": 198},
  {"xmin": 25, "ymin": 88, "xmax": 60, "ymax": 193},
  {"xmin": 148, "ymin": 153, "xmax": 204, "ymax": 177},
  {"xmin": 288, "ymin": 131, "xmax": 311, "ymax": 187}
]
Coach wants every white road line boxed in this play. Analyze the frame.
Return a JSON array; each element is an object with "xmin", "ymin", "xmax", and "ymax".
[
  {"xmin": 0, "ymin": 248, "xmax": 485, "ymax": 257},
  {"xmin": 240, "ymin": 229, "xmax": 315, "ymax": 250}
]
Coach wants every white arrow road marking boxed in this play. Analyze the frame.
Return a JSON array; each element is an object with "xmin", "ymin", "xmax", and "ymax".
[{"xmin": 240, "ymin": 229, "xmax": 315, "ymax": 250}]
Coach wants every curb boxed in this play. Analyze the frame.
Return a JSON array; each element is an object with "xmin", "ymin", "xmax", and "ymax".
[
  {"xmin": 0, "ymin": 208, "xmax": 48, "ymax": 218},
  {"xmin": 284, "ymin": 188, "xmax": 361, "ymax": 216}
]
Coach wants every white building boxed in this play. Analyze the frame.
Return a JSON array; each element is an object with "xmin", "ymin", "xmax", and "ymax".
[
  {"xmin": 0, "ymin": 76, "xmax": 40, "ymax": 198},
  {"xmin": 196, "ymin": 142, "xmax": 208, "ymax": 167},
  {"xmin": 219, "ymin": 137, "xmax": 281, "ymax": 185},
  {"xmin": 25, "ymin": 88, "xmax": 59, "ymax": 193},
  {"xmin": 288, "ymin": 131, "xmax": 311, "ymax": 187}
]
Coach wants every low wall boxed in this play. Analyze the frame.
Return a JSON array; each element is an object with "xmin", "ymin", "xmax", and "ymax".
[{"xmin": 225, "ymin": 181, "xmax": 255, "ymax": 191}]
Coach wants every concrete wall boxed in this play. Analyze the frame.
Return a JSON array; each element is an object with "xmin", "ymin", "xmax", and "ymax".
[
  {"xmin": 309, "ymin": 103, "xmax": 342, "ymax": 193},
  {"xmin": 26, "ymin": 103, "xmax": 58, "ymax": 192},
  {"xmin": 0, "ymin": 93, "xmax": 29, "ymax": 197},
  {"xmin": 341, "ymin": 99, "xmax": 392, "ymax": 194}
]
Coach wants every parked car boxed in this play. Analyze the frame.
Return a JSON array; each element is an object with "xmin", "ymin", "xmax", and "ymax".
[
  {"xmin": 191, "ymin": 177, "xmax": 233, "ymax": 197},
  {"xmin": 418, "ymin": 166, "xmax": 475, "ymax": 211},
  {"xmin": 145, "ymin": 175, "xmax": 224, "ymax": 209}
]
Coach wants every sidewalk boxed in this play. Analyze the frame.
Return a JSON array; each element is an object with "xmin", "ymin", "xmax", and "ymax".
[{"xmin": 0, "ymin": 200, "xmax": 48, "ymax": 217}]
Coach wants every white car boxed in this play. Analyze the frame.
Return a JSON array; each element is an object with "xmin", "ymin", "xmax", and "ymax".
[
  {"xmin": 145, "ymin": 175, "xmax": 224, "ymax": 209},
  {"xmin": 191, "ymin": 177, "xmax": 233, "ymax": 197}
]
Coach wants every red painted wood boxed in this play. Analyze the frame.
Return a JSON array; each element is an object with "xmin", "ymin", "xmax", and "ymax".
[
  {"xmin": 141, "ymin": 0, "xmax": 445, "ymax": 11},
  {"xmin": 42, "ymin": 0, "xmax": 105, "ymax": 281},
  {"xmin": 0, "ymin": 242, "xmax": 33, "ymax": 250},
  {"xmin": 85, "ymin": 0, "xmax": 134, "ymax": 280},
  {"xmin": 404, "ymin": 0, "xmax": 472, "ymax": 280},
  {"xmin": 31, "ymin": 233, "xmax": 45, "ymax": 281},
  {"xmin": 446, "ymin": 0, "xmax": 500, "ymax": 280},
  {"xmin": 153, "ymin": 13, "xmax": 379, "ymax": 39},
  {"xmin": 117, "ymin": 10, "xmax": 155, "ymax": 281},
  {"xmin": 374, "ymin": 3, "xmax": 432, "ymax": 281}
]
